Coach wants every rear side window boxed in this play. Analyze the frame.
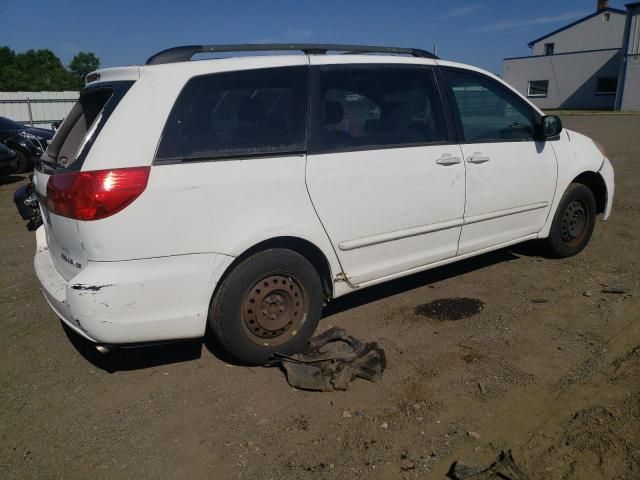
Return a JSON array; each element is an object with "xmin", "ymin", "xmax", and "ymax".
[
  {"xmin": 309, "ymin": 65, "xmax": 447, "ymax": 153},
  {"xmin": 443, "ymin": 69, "xmax": 535, "ymax": 142},
  {"xmin": 155, "ymin": 66, "xmax": 308, "ymax": 163},
  {"xmin": 47, "ymin": 81, "xmax": 133, "ymax": 171}
]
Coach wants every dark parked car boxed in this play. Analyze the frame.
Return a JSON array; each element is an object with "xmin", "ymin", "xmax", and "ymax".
[
  {"xmin": 0, "ymin": 143, "xmax": 18, "ymax": 176},
  {"xmin": 0, "ymin": 116, "xmax": 53, "ymax": 173}
]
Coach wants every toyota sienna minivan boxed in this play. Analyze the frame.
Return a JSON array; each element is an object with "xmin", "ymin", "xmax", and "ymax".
[{"xmin": 22, "ymin": 44, "xmax": 614, "ymax": 364}]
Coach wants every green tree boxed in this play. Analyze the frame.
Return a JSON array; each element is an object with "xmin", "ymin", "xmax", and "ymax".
[
  {"xmin": 18, "ymin": 49, "xmax": 77, "ymax": 90},
  {"xmin": 0, "ymin": 46, "xmax": 100, "ymax": 91},
  {"xmin": 69, "ymin": 52, "xmax": 100, "ymax": 87},
  {"xmin": 0, "ymin": 47, "xmax": 20, "ymax": 90}
]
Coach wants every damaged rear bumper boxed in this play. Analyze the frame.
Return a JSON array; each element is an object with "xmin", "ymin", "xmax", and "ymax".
[{"xmin": 34, "ymin": 226, "xmax": 234, "ymax": 344}]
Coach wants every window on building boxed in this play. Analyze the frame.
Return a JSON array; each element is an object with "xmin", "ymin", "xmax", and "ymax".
[
  {"xmin": 595, "ymin": 77, "xmax": 618, "ymax": 95},
  {"xmin": 527, "ymin": 80, "xmax": 549, "ymax": 98},
  {"xmin": 604, "ymin": 12, "xmax": 611, "ymax": 21},
  {"xmin": 544, "ymin": 43, "xmax": 554, "ymax": 55}
]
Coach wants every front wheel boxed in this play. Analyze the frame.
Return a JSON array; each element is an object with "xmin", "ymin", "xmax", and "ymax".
[
  {"xmin": 545, "ymin": 183, "xmax": 597, "ymax": 258},
  {"xmin": 209, "ymin": 249, "xmax": 323, "ymax": 365}
]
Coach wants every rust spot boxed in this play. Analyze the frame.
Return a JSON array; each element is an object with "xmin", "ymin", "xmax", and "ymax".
[{"xmin": 334, "ymin": 272, "xmax": 349, "ymax": 282}]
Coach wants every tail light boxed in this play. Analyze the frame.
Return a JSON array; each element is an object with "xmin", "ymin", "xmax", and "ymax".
[{"xmin": 46, "ymin": 167, "xmax": 150, "ymax": 221}]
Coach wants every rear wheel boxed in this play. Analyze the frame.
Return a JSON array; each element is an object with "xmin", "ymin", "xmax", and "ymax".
[
  {"xmin": 545, "ymin": 183, "xmax": 597, "ymax": 258},
  {"xmin": 209, "ymin": 249, "xmax": 323, "ymax": 365}
]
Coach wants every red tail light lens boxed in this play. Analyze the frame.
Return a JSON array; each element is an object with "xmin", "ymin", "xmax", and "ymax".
[{"xmin": 46, "ymin": 167, "xmax": 150, "ymax": 221}]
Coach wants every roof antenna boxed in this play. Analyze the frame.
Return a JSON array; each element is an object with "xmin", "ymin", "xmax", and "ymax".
[{"xmin": 433, "ymin": 42, "xmax": 438, "ymax": 56}]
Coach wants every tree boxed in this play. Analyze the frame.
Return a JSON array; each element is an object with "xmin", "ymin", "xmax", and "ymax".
[
  {"xmin": 19, "ymin": 49, "xmax": 78, "ymax": 90},
  {"xmin": 69, "ymin": 52, "xmax": 100, "ymax": 86},
  {"xmin": 0, "ymin": 46, "xmax": 100, "ymax": 91},
  {"xmin": 0, "ymin": 47, "xmax": 21, "ymax": 91}
]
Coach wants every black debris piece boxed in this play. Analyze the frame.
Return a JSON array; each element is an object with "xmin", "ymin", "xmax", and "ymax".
[
  {"xmin": 601, "ymin": 286, "xmax": 630, "ymax": 294},
  {"xmin": 447, "ymin": 450, "xmax": 530, "ymax": 480},
  {"xmin": 273, "ymin": 327, "xmax": 386, "ymax": 391}
]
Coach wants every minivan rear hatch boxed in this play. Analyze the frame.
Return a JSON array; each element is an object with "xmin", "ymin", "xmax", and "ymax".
[{"xmin": 33, "ymin": 81, "xmax": 134, "ymax": 281}]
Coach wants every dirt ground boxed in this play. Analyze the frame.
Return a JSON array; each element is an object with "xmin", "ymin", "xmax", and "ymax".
[{"xmin": 1, "ymin": 114, "xmax": 639, "ymax": 479}]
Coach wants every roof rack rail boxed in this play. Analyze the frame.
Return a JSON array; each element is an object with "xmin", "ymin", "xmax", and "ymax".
[{"xmin": 145, "ymin": 43, "xmax": 439, "ymax": 65}]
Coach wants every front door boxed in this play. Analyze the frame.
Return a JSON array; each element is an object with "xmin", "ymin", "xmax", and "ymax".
[
  {"xmin": 305, "ymin": 63, "xmax": 466, "ymax": 285},
  {"xmin": 442, "ymin": 68, "xmax": 558, "ymax": 255}
]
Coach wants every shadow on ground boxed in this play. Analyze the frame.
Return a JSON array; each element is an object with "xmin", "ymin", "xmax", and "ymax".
[
  {"xmin": 0, "ymin": 175, "xmax": 26, "ymax": 186},
  {"xmin": 63, "ymin": 324, "xmax": 204, "ymax": 373},
  {"xmin": 323, "ymin": 247, "xmax": 526, "ymax": 317},
  {"xmin": 64, "ymin": 243, "xmax": 543, "ymax": 372}
]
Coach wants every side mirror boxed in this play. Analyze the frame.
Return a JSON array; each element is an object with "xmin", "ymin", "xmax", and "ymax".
[{"xmin": 541, "ymin": 115, "xmax": 562, "ymax": 139}]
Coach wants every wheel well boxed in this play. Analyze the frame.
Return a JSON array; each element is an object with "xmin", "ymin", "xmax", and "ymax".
[
  {"xmin": 572, "ymin": 171, "xmax": 607, "ymax": 214},
  {"xmin": 220, "ymin": 237, "xmax": 334, "ymax": 301}
]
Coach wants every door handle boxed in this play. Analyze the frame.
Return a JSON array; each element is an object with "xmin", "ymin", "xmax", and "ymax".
[
  {"xmin": 436, "ymin": 154, "xmax": 462, "ymax": 165},
  {"xmin": 467, "ymin": 153, "xmax": 491, "ymax": 164}
]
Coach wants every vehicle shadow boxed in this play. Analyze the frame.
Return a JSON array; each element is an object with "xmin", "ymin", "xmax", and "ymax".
[
  {"xmin": 62, "ymin": 323, "xmax": 204, "ymax": 373},
  {"xmin": 65, "ymin": 243, "xmax": 542, "ymax": 372},
  {"xmin": 0, "ymin": 175, "xmax": 26, "ymax": 186},
  {"xmin": 323, "ymin": 247, "xmax": 523, "ymax": 318}
]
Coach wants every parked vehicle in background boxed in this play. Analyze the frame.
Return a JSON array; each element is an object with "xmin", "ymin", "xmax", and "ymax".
[
  {"xmin": 0, "ymin": 143, "xmax": 18, "ymax": 176},
  {"xmin": 20, "ymin": 44, "xmax": 614, "ymax": 365},
  {"xmin": 0, "ymin": 117, "xmax": 53, "ymax": 173}
]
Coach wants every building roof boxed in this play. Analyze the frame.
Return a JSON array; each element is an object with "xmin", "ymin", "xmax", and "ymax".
[
  {"xmin": 527, "ymin": 7, "xmax": 627, "ymax": 47},
  {"xmin": 625, "ymin": 2, "xmax": 640, "ymax": 8}
]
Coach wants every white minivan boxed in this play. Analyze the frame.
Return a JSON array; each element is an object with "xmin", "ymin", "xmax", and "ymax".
[{"xmin": 25, "ymin": 44, "xmax": 614, "ymax": 364}]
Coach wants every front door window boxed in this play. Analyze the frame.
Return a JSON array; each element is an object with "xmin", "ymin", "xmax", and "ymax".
[{"xmin": 443, "ymin": 69, "xmax": 536, "ymax": 142}]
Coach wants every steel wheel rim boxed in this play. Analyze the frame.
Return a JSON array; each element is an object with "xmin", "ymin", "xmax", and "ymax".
[
  {"xmin": 561, "ymin": 199, "xmax": 589, "ymax": 247},
  {"xmin": 241, "ymin": 274, "xmax": 308, "ymax": 347}
]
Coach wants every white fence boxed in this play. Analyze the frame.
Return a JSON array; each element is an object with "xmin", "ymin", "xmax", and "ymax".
[{"xmin": 0, "ymin": 91, "xmax": 79, "ymax": 130}]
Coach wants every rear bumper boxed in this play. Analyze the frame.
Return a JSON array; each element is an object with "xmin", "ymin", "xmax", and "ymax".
[{"xmin": 34, "ymin": 226, "xmax": 235, "ymax": 344}]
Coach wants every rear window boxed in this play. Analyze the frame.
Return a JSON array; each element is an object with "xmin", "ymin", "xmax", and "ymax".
[
  {"xmin": 155, "ymin": 66, "xmax": 308, "ymax": 163},
  {"xmin": 46, "ymin": 81, "xmax": 133, "ymax": 170}
]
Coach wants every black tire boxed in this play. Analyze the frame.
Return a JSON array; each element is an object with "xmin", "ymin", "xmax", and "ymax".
[
  {"xmin": 14, "ymin": 149, "xmax": 32, "ymax": 174},
  {"xmin": 545, "ymin": 183, "xmax": 597, "ymax": 258},
  {"xmin": 209, "ymin": 249, "xmax": 323, "ymax": 365}
]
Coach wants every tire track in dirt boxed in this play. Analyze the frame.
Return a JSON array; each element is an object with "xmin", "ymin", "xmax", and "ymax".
[{"xmin": 431, "ymin": 301, "xmax": 640, "ymax": 478}]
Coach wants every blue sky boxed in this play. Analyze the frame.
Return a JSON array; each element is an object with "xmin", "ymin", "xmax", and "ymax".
[{"xmin": 1, "ymin": 0, "xmax": 627, "ymax": 74}]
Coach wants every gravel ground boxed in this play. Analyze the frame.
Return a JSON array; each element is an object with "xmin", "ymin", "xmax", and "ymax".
[{"xmin": 1, "ymin": 114, "xmax": 639, "ymax": 479}]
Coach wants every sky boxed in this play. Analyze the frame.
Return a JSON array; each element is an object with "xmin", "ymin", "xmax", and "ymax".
[{"xmin": 0, "ymin": 0, "xmax": 628, "ymax": 75}]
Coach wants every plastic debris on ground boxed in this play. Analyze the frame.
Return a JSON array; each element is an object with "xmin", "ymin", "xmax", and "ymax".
[
  {"xmin": 273, "ymin": 327, "xmax": 386, "ymax": 391},
  {"xmin": 448, "ymin": 450, "xmax": 530, "ymax": 480}
]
